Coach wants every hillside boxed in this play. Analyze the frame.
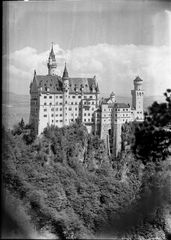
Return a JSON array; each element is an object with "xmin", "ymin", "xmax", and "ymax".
[
  {"xmin": 2, "ymin": 120, "xmax": 171, "ymax": 239},
  {"xmin": 2, "ymin": 91, "xmax": 165, "ymax": 130}
]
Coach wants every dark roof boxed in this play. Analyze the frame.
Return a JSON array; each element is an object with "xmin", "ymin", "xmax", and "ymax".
[
  {"xmin": 62, "ymin": 63, "xmax": 69, "ymax": 78},
  {"xmin": 134, "ymin": 76, "xmax": 143, "ymax": 82},
  {"xmin": 49, "ymin": 45, "xmax": 56, "ymax": 60},
  {"xmin": 36, "ymin": 75, "xmax": 63, "ymax": 93},
  {"xmin": 110, "ymin": 91, "xmax": 115, "ymax": 96},
  {"xmin": 31, "ymin": 74, "xmax": 97, "ymax": 94},
  {"xmin": 114, "ymin": 103, "xmax": 130, "ymax": 108},
  {"xmin": 69, "ymin": 77, "xmax": 97, "ymax": 93}
]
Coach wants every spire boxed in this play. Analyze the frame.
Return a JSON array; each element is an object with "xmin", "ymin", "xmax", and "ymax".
[
  {"xmin": 62, "ymin": 62, "xmax": 69, "ymax": 78},
  {"xmin": 49, "ymin": 42, "xmax": 55, "ymax": 60},
  {"xmin": 47, "ymin": 42, "xmax": 57, "ymax": 75},
  {"xmin": 34, "ymin": 69, "xmax": 36, "ymax": 76}
]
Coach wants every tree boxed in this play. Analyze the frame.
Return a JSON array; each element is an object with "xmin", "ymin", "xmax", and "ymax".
[{"xmin": 133, "ymin": 89, "xmax": 171, "ymax": 163}]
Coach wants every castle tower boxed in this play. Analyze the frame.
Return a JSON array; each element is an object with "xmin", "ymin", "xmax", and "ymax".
[
  {"xmin": 62, "ymin": 63, "xmax": 70, "ymax": 125},
  {"xmin": 110, "ymin": 92, "xmax": 116, "ymax": 103},
  {"xmin": 131, "ymin": 76, "xmax": 144, "ymax": 121},
  {"xmin": 47, "ymin": 43, "xmax": 57, "ymax": 75},
  {"xmin": 95, "ymin": 78, "xmax": 100, "ymax": 108}
]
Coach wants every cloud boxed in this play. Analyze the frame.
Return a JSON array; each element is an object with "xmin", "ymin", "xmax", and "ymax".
[{"xmin": 4, "ymin": 43, "xmax": 171, "ymax": 96}]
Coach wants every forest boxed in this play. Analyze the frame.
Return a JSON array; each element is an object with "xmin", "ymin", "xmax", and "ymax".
[{"xmin": 1, "ymin": 89, "xmax": 171, "ymax": 239}]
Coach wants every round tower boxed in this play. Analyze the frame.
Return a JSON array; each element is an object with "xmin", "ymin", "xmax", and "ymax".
[
  {"xmin": 110, "ymin": 92, "xmax": 116, "ymax": 102},
  {"xmin": 131, "ymin": 76, "xmax": 144, "ymax": 121},
  {"xmin": 47, "ymin": 43, "xmax": 57, "ymax": 75}
]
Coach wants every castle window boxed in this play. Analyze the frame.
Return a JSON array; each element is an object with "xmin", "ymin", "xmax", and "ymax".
[
  {"xmin": 56, "ymin": 96, "xmax": 58, "ymax": 98},
  {"xmin": 44, "ymin": 109, "xmax": 47, "ymax": 112},
  {"xmin": 123, "ymin": 109, "xmax": 125, "ymax": 111},
  {"xmin": 60, "ymin": 96, "xmax": 63, "ymax": 98},
  {"xmin": 60, "ymin": 114, "xmax": 62, "ymax": 117},
  {"xmin": 56, "ymin": 120, "xmax": 58, "ymax": 122},
  {"xmin": 56, "ymin": 108, "xmax": 58, "ymax": 111},
  {"xmin": 92, "ymin": 108, "xmax": 94, "ymax": 111},
  {"xmin": 49, "ymin": 103, "xmax": 52, "ymax": 105},
  {"xmin": 51, "ymin": 108, "xmax": 54, "ymax": 111},
  {"xmin": 69, "ymin": 108, "xmax": 72, "ymax": 111},
  {"xmin": 52, "ymin": 120, "xmax": 54, "ymax": 123},
  {"xmin": 44, "ymin": 96, "xmax": 47, "ymax": 99},
  {"xmin": 88, "ymin": 113, "xmax": 90, "ymax": 116},
  {"xmin": 90, "ymin": 96, "xmax": 92, "ymax": 99},
  {"xmin": 88, "ymin": 119, "xmax": 90, "ymax": 122},
  {"xmin": 60, "ymin": 108, "xmax": 62, "ymax": 111},
  {"xmin": 51, "ymin": 114, "xmax": 54, "ymax": 117},
  {"xmin": 75, "ymin": 108, "xmax": 77, "ymax": 111},
  {"xmin": 65, "ymin": 101, "xmax": 67, "ymax": 104},
  {"xmin": 56, "ymin": 114, "xmax": 58, "ymax": 117},
  {"xmin": 44, "ymin": 114, "xmax": 47, "ymax": 117},
  {"xmin": 44, "ymin": 103, "xmax": 47, "ymax": 105},
  {"xmin": 84, "ymin": 119, "xmax": 86, "ymax": 122},
  {"xmin": 60, "ymin": 120, "xmax": 62, "ymax": 122},
  {"xmin": 78, "ymin": 96, "xmax": 81, "ymax": 98},
  {"xmin": 49, "ymin": 96, "xmax": 52, "ymax": 99},
  {"xmin": 72, "ymin": 96, "xmax": 75, "ymax": 98},
  {"xmin": 84, "ymin": 113, "xmax": 86, "ymax": 116},
  {"xmin": 56, "ymin": 102, "xmax": 58, "ymax": 105},
  {"xmin": 60, "ymin": 103, "xmax": 62, "ymax": 105},
  {"xmin": 84, "ymin": 96, "xmax": 87, "ymax": 99}
]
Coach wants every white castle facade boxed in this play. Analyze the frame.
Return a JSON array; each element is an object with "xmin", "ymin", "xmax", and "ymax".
[{"xmin": 29, "ymin": 45, "xmax": 144, "ymax": 157}]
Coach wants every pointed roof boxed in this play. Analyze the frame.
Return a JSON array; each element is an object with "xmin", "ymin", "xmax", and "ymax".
[
  {"xmin": 134, "ymin": 76, "xmax": 143, "ymax": 82},
  {"xmin": 110, "ymin": 91, "xmax": 115, "ymax": 97},
  {"xmin": 62, "ymin": 63, "xmax": 69, "ymax": 78},
  {"xmin": 49, "ymin": 42, "xmax": 56, "ymax": 60}
]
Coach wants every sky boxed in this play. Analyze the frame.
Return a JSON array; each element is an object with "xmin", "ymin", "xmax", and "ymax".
[{"xmin": 3, "ymin": 0, "xmax": 171, "ymax": 97}]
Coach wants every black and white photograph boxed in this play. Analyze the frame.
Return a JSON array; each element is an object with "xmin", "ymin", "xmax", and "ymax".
[{"xmin": 2, "ymin": 0, "xmax": 171, "ymax": 239}]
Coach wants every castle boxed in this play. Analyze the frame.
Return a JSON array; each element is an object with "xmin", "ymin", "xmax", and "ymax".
[{"xmin": 29, "ymin": 44, "xmax": 144, "ymax": 157}]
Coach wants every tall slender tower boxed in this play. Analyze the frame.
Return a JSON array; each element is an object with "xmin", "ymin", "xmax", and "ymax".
[
  {"xmin": 47, "ymin": 43, "xmax": 57, "ymax": 75},
  {"xmin": 131, "ymin": 76, "xmax": 144, "ymax": 121},
  {"xmin": 62, "ymin": 63, "xmax": 70, "ymax": 125}
]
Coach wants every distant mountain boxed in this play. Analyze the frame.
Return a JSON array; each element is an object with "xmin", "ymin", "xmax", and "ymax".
[
  {"xmin": 2, "ymin": 92, "xmax": 30, "ymax": 130},
  {"xmin": 2, "ymin": 92, "xmax": 165, "ymax": 130}
]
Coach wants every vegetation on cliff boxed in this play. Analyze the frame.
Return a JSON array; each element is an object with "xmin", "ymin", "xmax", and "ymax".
[{"xmin": 2, "ymin": 90, "xmax": 171, "ymax": 239}]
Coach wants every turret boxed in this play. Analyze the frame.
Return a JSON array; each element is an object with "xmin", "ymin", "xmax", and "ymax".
[
  {"xmin": 110, "ymin": 92, "xmax": 116, "ymax": 102},
  {"xmin": 62, "ymin": 63, "xmax": 70, "ymax": 125},
  {"xmin": 133, "ymin": 76, "xmax": 143, "ymax": 91},
  {"xmin": 131, "ymin": 76, "xmax": 144, "ymax": 121},
  {"xmin": 62, "ymin": 62, "xmax": 69, "ymax": 91},
  {"xmin": 47, "ymin": 43, "xmax": 57, "ymax": 75}
]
